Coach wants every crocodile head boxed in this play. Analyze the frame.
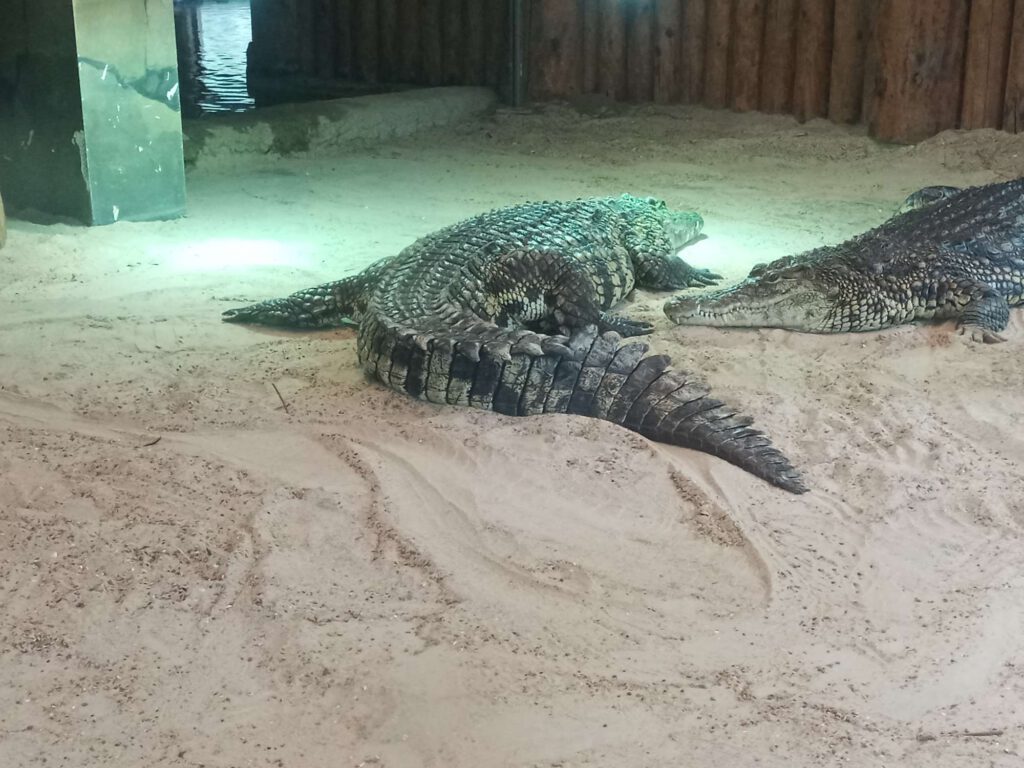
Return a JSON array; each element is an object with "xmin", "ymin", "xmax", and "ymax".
[
  {"xmin": 618, "ymin": 194, "xmax": 704, "ymax": 251},
  {"xmin": 664, "ymin": 261, "xmax": 844, "ymax": 332},
  {"xmin": 662, "ymin": 208, "xmax": 705, "ymax": 252}
]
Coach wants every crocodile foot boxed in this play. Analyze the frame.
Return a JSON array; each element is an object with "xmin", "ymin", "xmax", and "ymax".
[
  {"xmin": 599, "ymin": 312, "xmax": 655, "ymax": 337},
  {"xmin": 684, "ymin": 266, "xmax": 724, "ymax": 287},
  {"xmin": 959, "ymin": 323, "xmax": 1007, "ymax": 344}
]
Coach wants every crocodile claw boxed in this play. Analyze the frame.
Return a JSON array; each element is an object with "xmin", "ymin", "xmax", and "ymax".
[
  {"xmin": 960, "ymin": 324, "xmax": 1007, "ymax": 344},
  {"xmin": 687, "ymin": 267, "xmax": 723, "ymax": 287},
  {"xmin": 599, "ymin": 312, "xmax": 655, "ymax": 337}
]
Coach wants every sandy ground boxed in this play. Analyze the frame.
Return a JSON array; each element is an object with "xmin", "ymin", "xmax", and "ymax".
[{"xmin": 2, "ymin": 103, "xmax": 1024, "ymax": 768}]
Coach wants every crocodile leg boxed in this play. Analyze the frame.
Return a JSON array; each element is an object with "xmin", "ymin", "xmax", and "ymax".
[
  {"xmin": 632, "ymin": 250, "xmax": 722, "ymax": 290},
  {"xmin": 957, "ymin": 286, "xmax": 1010, "ymax": 343},
  {"xmin": 474, "ymin": 248, "xmax": 655, "ymax": 337}
]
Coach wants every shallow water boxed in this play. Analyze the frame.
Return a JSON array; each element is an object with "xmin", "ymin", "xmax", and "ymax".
[{"xmin": 175, "ymin": 0, "xmax": 254, "ymax": 115}]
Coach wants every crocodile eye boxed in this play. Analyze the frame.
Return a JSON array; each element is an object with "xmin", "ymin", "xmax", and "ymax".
[{"xmin": 762, "ymin": 273, "xmax": 782, "ymax": 284}]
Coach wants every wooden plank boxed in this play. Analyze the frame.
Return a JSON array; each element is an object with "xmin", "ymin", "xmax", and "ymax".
[
  {"xmin": 484, "ymin": 0, "xmax": 508, "ymax": 89},
  {"xmin": 335, "ymin": 0, "xmax": 355, "ymax": 79},
  {"xmin": 352, "ymin": 0, "xmax": 380, "ymax": 83},
  {"xmin": 868, "ymin": 0, "xmax": 970, "ymax": 143},
  {"xmin": 1003, "ymin": 1, "xmax": 1024, "ymax": 132},
  {"xmin": 421, "ymin": 0, "xmax": 444, "ymax": 85},
  {"xmin": 443, "ymin": 0, "xmax": 464, "ymax": 84},
  {"xmin": 859, "ymin": 0, "xmax": 881, "ymax": 127},
  {"xmin": 398, "ymin": 0, "xmax": 421, "ymax": 82},
  {"xmin": 597, "ymin": 0, "xmax": 627, "ymax": 99},
  {"xmin": 627, "ymin": 0, "xmax": 656, "ymax": 101},
  {"xmin": 792, "ymin": 0, "xmax": 834, "ymax": 122},
  {"xmin": 653, "ymin": 0, "xmax": 682, "ymax": 103},
  {"xmin": 961, "ymin": 0, "xmax": 1013, "ymax": 130},
  {"xmin": 377, "ymin": 0, "xmax": 399, "ymax": 83},
  {"xmin": 314, "ymin": 0, "xmax": 336, "ymax": 79},
  {"xmin": 464, "ymin": 0, "xmax": 486, "ymax": 85},
  {"xmin": 731, "ymin": 0, "xmax": 765, "ymax": 111},
  {"xmin": 296, "ymin": 0, "xmax": 317, "ymax": 75},
  {"xmin": 703, "ymin": 0, "xmax": 732, "ymax": 108},
  {"xmin": 828, "ymin": 0, "xmax": 868, "ymax": 122},
  {"xmin": 582, "ymin": 0, "xmax": 601, "ymax": 92},
  {"xmin": 681, "ymin": 0, "xmax": 707, "ymax": 102},
  {"xmin": 759, "ymin": 0, "xmax": 798, "ymax": 112},
  {"xmin": 529, "ymin": 0, "xmax": 583, "ymax": 99}
]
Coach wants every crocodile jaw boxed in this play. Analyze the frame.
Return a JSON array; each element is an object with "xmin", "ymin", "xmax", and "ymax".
[{"xmin": 664, "ymin": 282, "xmax": 837, "ymax": 332}]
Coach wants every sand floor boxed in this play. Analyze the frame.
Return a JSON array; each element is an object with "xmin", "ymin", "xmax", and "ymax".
[{"xmin": 2, "ymin": 104, "xmax": 1024, "ymax": 767}]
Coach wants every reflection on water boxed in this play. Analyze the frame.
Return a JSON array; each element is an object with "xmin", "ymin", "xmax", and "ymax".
[{"xmin": 174, "ymin": 0, "xmax": 254, "ymax": 116}]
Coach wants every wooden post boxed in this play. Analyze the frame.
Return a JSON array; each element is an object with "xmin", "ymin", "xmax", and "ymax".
[
  {"xmin": 464, "ymin": 0, "xmax": 486, "ymax": 85},
  {"xmin": 681, "ymin": 0, "xmax": 707, "ymax": 102},
  {"xmin": 296, "ymin": 1, "xmax": 316, "ymax": 75},
  {"xmin": 828, "ymin": 0, "xmax": 868, "ymax": 123},
  {"xmin": 422, "ymin": 0, "xmax": 444, "ymax": 85},
  {"xmin": 792, "ymin": 0, "xmax": 834, "ymax": 121},
  {"xmin": 859, "ymin": 0, "xmax": 881, "ymax": 127},
  {"xmin": 528, "ymin": 0, "xmax": 582, "ymax": 99},
  {"xmin": 868, "ymin": 0, "xmax": 970, "ymax": 143},
  {"xmin": 352, "ymin": 0, "xmax": 380, "ymax": 83},
  {"xmin": 627, "ymin": 0, "xmax": 655, "ymax": 101},
  {"xmin": 731, "ymin": 0, "xmax": 765, "ymax": 111},
  {"xmin": 653, "ymin": 0, "xmax": 682, "ymax": 103},
  {"xmin": 582, "ymin": 0, "xmax": 601, "ymax": 93},
  {"xmin": 484, "ymin": 0, "xmax": 509, "ymax": 89},
  {"xmin": 703, "ymin": 0, "xmax": 732, "ymax": 108},
  {"xmin": 759, "ymin": 0, "xmax": 797, "ymax": 112},
  {"xmin": 1003, "ymin": 2, "xmax": 1024, "ymax": 132},
  {"xmin": 335, "ymin": 0, "xmax": 355, "ymax": 79},
  {"xmin": 398, "ymin": 0, "xmax": 421, "ymax": 82},
  {"xmin": 442, "ymin": 0, "xmax": 464, "ymax": 84},
  {"xmin": 314, "ymin": 0, "xmax": 336, "ymax": 79},
  {"xmin": 597, "ymin": 0, "xmax": 627, "ymax": 99},
  {"xmin": 378, "ymin": 0, "xmax": 399, "ymax": 82},
  {"xmin": 961, "ymin": 0, "xmax": 1013, "ymax": 130}
]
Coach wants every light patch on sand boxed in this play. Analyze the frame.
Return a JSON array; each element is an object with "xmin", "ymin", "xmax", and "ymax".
[{"xmin": 164, "ymin": 237, "xmax": 311, "ymax": 271}]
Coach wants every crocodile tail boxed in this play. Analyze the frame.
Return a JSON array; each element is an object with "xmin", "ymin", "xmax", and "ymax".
[
  {"xmin": 560, "ymin": 326, "xmax": 806, "ymax": 493},
  {"xmin": 222, "ymin": 273, "xmax": 368, "ymax": 328},
  {"xmin": 361, "ymin": 318, "xmax": 807, "ymax": 494}
]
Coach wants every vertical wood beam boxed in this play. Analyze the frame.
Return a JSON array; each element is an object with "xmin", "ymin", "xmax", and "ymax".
[
  {"xmin": 961, "ymin": 0, "xmax": 1013, "ymax": 130},
  {"xmin": 868, "ymin": 0, "xmax": 969, "ymax": 142},
  {"xmin": 731, "ymin": 0, "xmax": 765, "ymax": 111},
  {"xmin": 792, "ymin": 0, "xmax": 834, "ymax": 121}
]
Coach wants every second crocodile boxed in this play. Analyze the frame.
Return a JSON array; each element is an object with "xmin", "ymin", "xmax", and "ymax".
[{"xmin": 665, "ymin": 179, "xmax": 1024, "ymax": 343}]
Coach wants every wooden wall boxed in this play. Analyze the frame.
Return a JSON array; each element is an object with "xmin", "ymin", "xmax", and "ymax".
[
  {"xmin": 527, "ymin": 0, "xmax": 1024, "ymax": 143},
  {"xmin": 250, "ymin": 0, "xmax": 510, "ymax": 91},
  {"xmin": 249, "ymin": 0, "xmax": 1024, "ymax": 143}
]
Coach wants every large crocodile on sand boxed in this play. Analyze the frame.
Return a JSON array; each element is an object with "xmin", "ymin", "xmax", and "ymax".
[
  {"xmin": 665, "ymin": 179, "xmax": 1024, "ymax": 343},
  {"xmin": 223, "ymin": 195, "xmax": 807, "ymax": 493}
]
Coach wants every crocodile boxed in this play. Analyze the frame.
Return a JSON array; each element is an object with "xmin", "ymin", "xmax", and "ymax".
[
  {"xmin": 664, "ymin": 179, "xmax": 1024, "ymax": 343},
  {"xmin": 223, "ymin": 195, "xmax": 808, "ymax": 493}
]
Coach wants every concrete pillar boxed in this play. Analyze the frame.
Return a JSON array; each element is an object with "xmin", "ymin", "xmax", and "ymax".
[{"xmin": 0, "ymin": 0, "xmax": 186, "ymax": 225}]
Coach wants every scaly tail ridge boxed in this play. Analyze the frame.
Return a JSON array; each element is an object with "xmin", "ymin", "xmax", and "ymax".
[{"xmin": 361, "ymin": 319, "xmax": 807, "ymax": 493}]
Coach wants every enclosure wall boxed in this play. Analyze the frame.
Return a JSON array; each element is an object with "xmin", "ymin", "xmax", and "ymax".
[
  {"xmin": 526, "ymin": 0, "xmax": 1023, "ymax": 144},
  {"xmin": 246, "ymin": 0, "xmax": 1024, "ymax": 144}
]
